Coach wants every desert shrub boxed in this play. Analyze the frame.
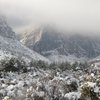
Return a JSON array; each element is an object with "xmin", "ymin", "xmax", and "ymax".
[
  {"xmin": 29, "ymin": 60, "xmax": 49, "ymax": 70},
  {"xmin": 58, "ymin": 62, "xmax": 71, "ymax": 71},
  {"xmin": 0, "ymin": 57, "xmax": 28, "ymax": 72},
  {"xmin": 71, "ymin": 62, "xmax": 79, "ymax": 71},
  {"xmin": 49, "ymin": 62, "xmax": 57, "ymax": 70},
  {"xmin": 48, "ymin": 61, "xmax": 82, "ymax": 71},
  {"xmin": 79, "ymin": 62, "xmax": 89, "ymax": 71},
  {"xmin": 49, "ymin": 62, "xmax": 71, "ymax": 71},
  {"xmin": 71, "ymin": 61, "xmax": 89, "ymax": 71},
  {"xmin": 80, "ymin": 83, "xmax": 99, "ymax": 100},
  {"xmin": 30, "ymin": 60, "xmax": 89, "ymax": 72},
  {"xmin": 37, "ymin": 60, "xmax": 49, "ymax": 69}
]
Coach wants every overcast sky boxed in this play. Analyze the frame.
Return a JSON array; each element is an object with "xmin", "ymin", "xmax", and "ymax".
[{"xmin": 0, "ymin": 0, "xmax": 100, "ymax": 34}]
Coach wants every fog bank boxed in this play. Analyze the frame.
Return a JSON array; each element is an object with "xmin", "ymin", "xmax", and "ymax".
[{"xmin": 0, "ymin": 0, "xmax": 100, "ymax": 35}]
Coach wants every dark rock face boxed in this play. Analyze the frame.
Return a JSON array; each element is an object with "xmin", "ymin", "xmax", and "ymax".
[{"xmin": 32, "ymin": 28, "xmax": 100, "ymax": 58}]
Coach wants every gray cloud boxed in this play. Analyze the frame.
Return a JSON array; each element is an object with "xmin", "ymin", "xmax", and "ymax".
[{"xmin": 0, "ymin": 0, "xmax": 100, "ymax": 34}]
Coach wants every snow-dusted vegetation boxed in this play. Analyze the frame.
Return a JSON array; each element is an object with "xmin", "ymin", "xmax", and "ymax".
[
  {"xmin": 0, "ymin": 1, "xmax": 100, "ymax": 100},
  {"xmin": 0, "ymin": 57, "xmax": 99, "ymax": 100}
]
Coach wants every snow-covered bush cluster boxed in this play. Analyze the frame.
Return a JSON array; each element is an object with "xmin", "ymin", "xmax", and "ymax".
[
  {"xmin": 0, "ymin": 57, "xmax": 99, "ymax": 100},
  {"xmin": 0, "ymin": 56, "xmax": 28, "ymax": 73},
  {"xmin": 0, "ymin": 71, "xmax": 77, "ymax": 100},
  {"xmin": 0, "ymin": 67, "xmax": 99, "ymax": 100}
]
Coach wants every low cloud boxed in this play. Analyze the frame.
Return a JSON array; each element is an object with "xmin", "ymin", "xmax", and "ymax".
[{"xmin": 0, "ymin": 0, "xmax": 100, "ymax": 35}]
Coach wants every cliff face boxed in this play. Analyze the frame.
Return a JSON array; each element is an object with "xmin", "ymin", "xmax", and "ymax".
[{"xmin": 20, "ymin": 26, "xmax": 100, "ymax": 59}]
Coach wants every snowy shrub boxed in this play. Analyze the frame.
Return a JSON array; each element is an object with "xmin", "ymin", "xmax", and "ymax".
[
  {"xmin": 64, "ymin": 92, "xmax": 81, "ymax": 100},
  {"xmin": 2, "ymin": 96, "xmax": 10, "ymax": 100},
  {"xmin": 58, "ymin": 62, "xmax": 71, "ymax": 71},
  {"xmin": 0, "ymin": 59, "xmax": 99, "ymax": 100},
  {"xmin": 96, "ymin": 78, "xmax": 100, "ymax": 87},
  {"xmin": 49, "ymin": 62, "xmax": 57, "ymax": 70},
  {"xmin": 71, "ymin": 62, "xmax": 79, "ymax": 71},
  {"xmin": 30, "ymin": 60, "xmax": 49, "ymax": 70},
  {"xmin": 0, "ymin": 57, "xmax": 28, "ymax": 72},
  {"xmin": 48, "ymin": 62, "xmax": 72, "ymax": 71},
  {"xmin": 80, "ymin": 82, "xmax": 99, "ymax": 100}
]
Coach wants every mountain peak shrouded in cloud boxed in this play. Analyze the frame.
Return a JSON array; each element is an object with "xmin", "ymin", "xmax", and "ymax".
[
  {"xmin": 20, "ymin": 26, "xmax": 100, "ymax": 60},
  {"xmin": 0, "ymin": 15, "xmax": 16, "ymax": 39},
  {"xmin": 0, "ymin": 0, "xmax": 100, "ymax": 35}
]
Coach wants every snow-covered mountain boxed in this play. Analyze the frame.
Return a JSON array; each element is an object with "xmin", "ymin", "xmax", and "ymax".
[
  {"xmin": 0, "ymin": 16, "xmax": 50, "ymax": 63},
  {"xmin": 0, "ymin": 15, "xmax": 16, "ymax": 39},
  {"xmin": 20, "ymin": 26, "xmax": 100, "ymax": 62}
]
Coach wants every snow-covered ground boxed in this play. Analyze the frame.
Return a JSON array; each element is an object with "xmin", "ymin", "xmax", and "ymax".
[
  {"xmin": 0, "ymin": 35, "xmax": 50, "ymax": 63},
  {"xmin": 48, "ymin": 54, "xmax": 88, "ymax": 63},
  {"xmin": 0, "ymin": 67, "xmax": 99, "ymax": 100}
]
